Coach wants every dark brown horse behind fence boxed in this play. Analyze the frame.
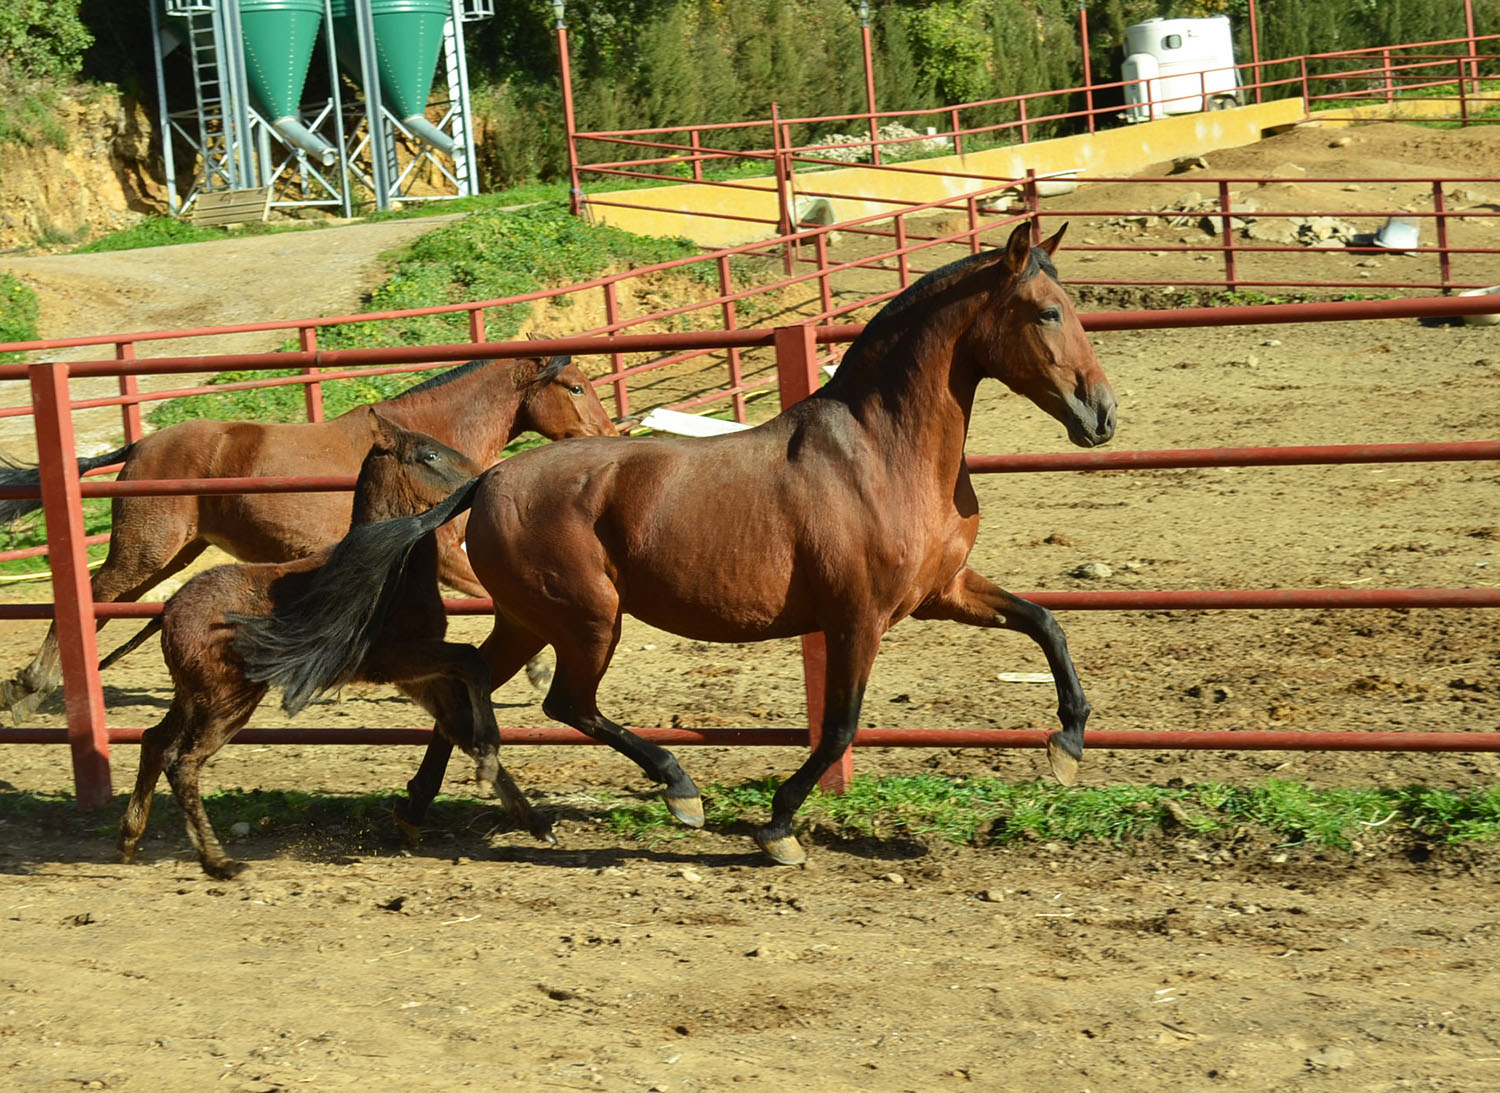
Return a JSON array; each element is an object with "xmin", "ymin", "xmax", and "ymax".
[
  {"xmin": 114, "ymin": 412, "xmax": 553, "ymax": 880},
  {"xmin": 235, "ymin": 224, "xmax": 1118, "ymax": 866},
  {"xmin": 0, "ymin": 353, "xmax": 617, "ymax": 720}
]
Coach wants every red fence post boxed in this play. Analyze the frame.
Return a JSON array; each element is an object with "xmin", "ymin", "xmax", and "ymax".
[
  {"xmin": 603, "ymin": 282, "xmax": 630, "ymax": 420},
  {"xmin": 773, "ymin": 324, "xmax": 850, "ymax": 794},
  {"xmin": 1218, "ymin": 179, "xmax": 1238, "ymax": 292},
  {"xmin": 1432, "ymin": 181, "xmax": 1452, "ymax": 292},
  {"xmin": 115, "ymin": 342, "xmax": 142, "ymax": 443},
  {"xmin": 717, "ymin": 255, "xmax": 747, "ymax": 423},
  {"xmin": 299, "ymin": 325, "xmax": 324, "ymax": 423},
  {"xmin": 1079, "ymin": 3, "xmax": 1095, "ymax": 133},
  {"xmin": 29, "ymin": 363, "xmax": 112, "ymax": 808},
  {"xmin": 814, "ymin": 231, "xmax": 833, "ymax": 317},
  {"xmin": 1024, "ymin": 170, "xmax": 1041, "ymax": 246},
  {"xmin": 895, "ymin": 214, "xmax": 911, "ymax": 289}
]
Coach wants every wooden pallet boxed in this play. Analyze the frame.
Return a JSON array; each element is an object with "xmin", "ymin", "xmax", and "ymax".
[{"xmin": 189, "ymin": 187, "xmax": 271, "ymax": 226}]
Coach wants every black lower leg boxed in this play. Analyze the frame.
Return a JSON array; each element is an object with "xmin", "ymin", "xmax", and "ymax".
[{"xmin": 397, "ymin": 736, "xmax": 455, "ymax": 829}]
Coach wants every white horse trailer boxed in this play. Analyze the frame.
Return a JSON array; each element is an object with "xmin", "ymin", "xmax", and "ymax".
[{"xmin": 1122, "ymin": 16, "xmax": 1241, "ymax": 123}]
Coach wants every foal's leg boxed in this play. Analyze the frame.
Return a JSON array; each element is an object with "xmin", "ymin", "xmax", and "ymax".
[
  {"xmin": 3, "ymin": 511, "xmax": 207, "ymax": 719},
  {"xmin": 385, "ymin": 644, "xmax": 553, "ymax": 844},
  {"xmin": 118, "ymin": 701, "xmax": 192, "ymax": 863},
  {"xmin": 544, "ymin": 614, "xmax": 704, "ymax": 828},
  {"xmin": 912, "ymin": 566, "xmax": 1091, "ymax": 785},
  {"xmin": 755, "ymin": 624, "xmax": 882, "ymax": 865},
  {"xmin": 161, "ymin": 694, "xmax": 262, "ymax": 880},
  {"xmin": 397, "ymin": 620, "xmax": 545, "ymax": 828}
]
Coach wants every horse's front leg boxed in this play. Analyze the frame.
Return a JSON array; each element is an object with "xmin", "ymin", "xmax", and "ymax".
[
  {"xmin": 756, "ymin": 624, "xmax": 882, "ymax": 866},
  {"xmin": 911, "ymin": 566, "xmax": 1091, "ymax": 785}
]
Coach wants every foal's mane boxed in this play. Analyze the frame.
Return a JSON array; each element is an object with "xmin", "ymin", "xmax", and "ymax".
[
  {"xmin": 392, "ymin": 355, "xmax": 570, "ymax": 401},
  {"xmin": 839, "ymin": 242, "xmax": 1057, "ymax": 371}
]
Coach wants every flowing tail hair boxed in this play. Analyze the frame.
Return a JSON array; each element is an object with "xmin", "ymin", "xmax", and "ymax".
[
  {"xmin": 0, "ymin": 444, "xmax": 134, "ymax": 524},
  {"xmin": 98, "ymin": 617, "xmax": 163, "ymax": 672},
  {"xmin": 231, "ymin": 476, "xmax": 484, "ymax": 716}
]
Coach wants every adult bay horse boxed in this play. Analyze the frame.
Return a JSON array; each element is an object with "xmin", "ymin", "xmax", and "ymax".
[
  {"xmin": 235, "ymin": 223, "xmax": 1117, "ymax": 866},
  {"xmin": 0, "ymin": 353, "xmax": 616, "ymax": 720},
  {"xmin": 115, "ymin": 411, "xmax": 553, "ymax": 880}
]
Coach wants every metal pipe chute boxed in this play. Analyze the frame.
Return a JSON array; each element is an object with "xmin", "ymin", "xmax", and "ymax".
[
  {"xmin": 401, "ymin": 115, "xmax": 458, "ymax": 157},
  {"xmin": 270, "ymin": 116, "xmax": 339, "ymax": 166}
]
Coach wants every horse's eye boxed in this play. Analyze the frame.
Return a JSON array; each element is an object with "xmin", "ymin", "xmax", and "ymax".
[
  {"xmin": 421, "ymin": 449, "xmax": 441, "ymax": 463},
  {"xmin": 1039, "ymin": 306, "xmax": 1062, "ymax": 325},
  {"xmin": 569, "ymin": 384, "xmax": 585, "ymax": 396}
]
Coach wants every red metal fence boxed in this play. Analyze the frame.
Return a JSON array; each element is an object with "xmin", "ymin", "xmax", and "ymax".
[
  {"xmin": 2, "ymin": 288, "xmax": 1499, "ymax": 808},
  {"xmin": 565, "ymin": 34, "xmax": 1500, "ymax": 198}
]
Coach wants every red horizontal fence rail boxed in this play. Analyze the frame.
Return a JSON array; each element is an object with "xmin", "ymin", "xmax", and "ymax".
[{"xmin": 2, "ymin": 293, "xmax": 1498, "ymax": 808}]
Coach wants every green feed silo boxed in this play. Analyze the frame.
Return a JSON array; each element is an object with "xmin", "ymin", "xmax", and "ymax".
[
  {"xmin": 239, "ymin": 0, "xmax": 337, "ymax": 164},
  {"xmin": 329, "ymin": 0, "xmax": 457, "ymax": 154}
]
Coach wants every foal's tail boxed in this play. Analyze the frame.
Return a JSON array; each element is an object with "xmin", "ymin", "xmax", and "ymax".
[
  {"xmin": 98, "ymin": 617, "xmax": 163, "ymax": 672},
  {"xmin": 0, "ymin": 444, "xmax": 135, "ymax": 524},
  {"xmin": 232, "ymin": 475, "xmax": 485, "ymax": 716}
]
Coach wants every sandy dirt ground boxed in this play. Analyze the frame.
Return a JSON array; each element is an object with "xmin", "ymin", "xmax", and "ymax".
[{"xmin": 1, "ymin": 122, "xmax": 1499, "ymax": 1091}]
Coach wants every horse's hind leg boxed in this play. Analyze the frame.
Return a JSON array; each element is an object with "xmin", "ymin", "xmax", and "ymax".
[
  {"xmin": 435, "ymin": 522, "xmax": 552, "ymax": 692},
  {"xmin": 544, "ymin": 619, "xmax": 704, "ymax": 829},
  {"xmin": 755, "ymin": 624, "xmax": 882, "ymax": 865},
  {"xmin": 162, "ymin": 699, "xmax": 259, "ymax": 880},
  {"xmin": 911, "ymin": 566, "xmax": 1091, "ymax": 785},
  {"xmin": 3, "ymin": 511, "xmax": 207, "ymax": 719},
  {"xmin": 118, "ymin": 702, "xmax": 191, "ymax": 863}
]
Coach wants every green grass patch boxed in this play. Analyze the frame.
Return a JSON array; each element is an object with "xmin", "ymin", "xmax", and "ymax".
[
  {"xmin": 0, "ymin": 271, "xmax": 41, "ymax": 358},
  {"xmin": 6, "ymin": 778, "xmax": 1500, "ymax": 859},
  {"xmin": 593, "ymin": 775, "xmax": 1500, "ymax": 852},
  {"xmin": 147, "ymin": 201, "xmax": 707, "ymax": 427}
]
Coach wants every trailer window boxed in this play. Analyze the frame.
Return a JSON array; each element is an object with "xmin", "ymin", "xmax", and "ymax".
[{"xmin": 1161, "ymin": 34, "xmax": 1182, "ymax": 49}]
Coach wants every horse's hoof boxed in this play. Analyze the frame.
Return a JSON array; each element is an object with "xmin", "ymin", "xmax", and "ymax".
[
  {"xmin": 663, "ymin": 792, "xmax": 705, "ymax": 828},
  {"xmin": 5, "ymin": 685, "xmax": 42, "ymax": 725},
  {"xmin": 1045, "ymin": 734, "xmax": 1081, "ymax": 787},
  {"xmin": 532, "ymin": 821, "xmax": 558, "ymax": 845},
  {"xmin": 755, "ymin": 832, "xmax": 807, "ymax": 866},
  {"xmin": 203, "ymin": 858, "xmax": 251, "ymax": 881},
  {"xmin": 393, "ymin": 807, "xmax": 423, "ymax": 845}
]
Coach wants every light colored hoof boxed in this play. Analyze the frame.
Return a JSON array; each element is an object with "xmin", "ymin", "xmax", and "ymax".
[
  {"xmin": 755, "ymin": 833, "xmax": 807, "ymax": 866},
  {"xmin": 393, "ymin": 808, "xmax": 423, "ymax": 845},
  {"xmin": 1046, "ymin": 734, "xmax": 1081, "ymax": 786},
  {"xmin": 663, "ymin": 793, "xmax": 705, "ymax": 828}
]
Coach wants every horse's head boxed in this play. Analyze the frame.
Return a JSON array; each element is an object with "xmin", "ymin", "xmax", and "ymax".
[
  {"xmin": 356, "ymin": 410, "xmax": 483, "ymax": 523},
  {"xmin": 516, "ymin": 355, "xmax": 621, "ymax": 440},
  {"xmin": 979, "ymin": 223, "xmax": 1116, "ymax": 449}
]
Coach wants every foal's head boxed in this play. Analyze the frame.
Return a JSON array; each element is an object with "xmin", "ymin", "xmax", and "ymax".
[
  {"xmin": 514, "ymin": 355, "xmax": 620, "ymax": 440},
  {"xmin": 353, "ymin": 411, "xmax": 483, "ymax": 525},
  {"xmin": 974, "ymin": 223, "xmax": 1116, "ymax": 449}
]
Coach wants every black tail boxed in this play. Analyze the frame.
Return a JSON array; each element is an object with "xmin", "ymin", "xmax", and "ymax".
[
  {"xmin": 232, "ymin": 476, "xmax": 485, "ymax": 716},
  {"xmin": 0, "ymin": 444, "xmax": 134, "ymax": 524},
  {"xmin": 98, "ymin": 617, "xmax": 163, "ymax": 672}
]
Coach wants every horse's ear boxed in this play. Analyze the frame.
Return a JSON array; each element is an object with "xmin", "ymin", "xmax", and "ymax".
[
  {"xmin": 1003, "ymin": 222, "xmax": 1033, "ymax": 277},
  {"xmin": 365, "ymin": 408, "xmax": 400, "ymax": 450},
  {"xmin": 1040, "ymin": 222, "xmax": 1068, "ymax": 256}
]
